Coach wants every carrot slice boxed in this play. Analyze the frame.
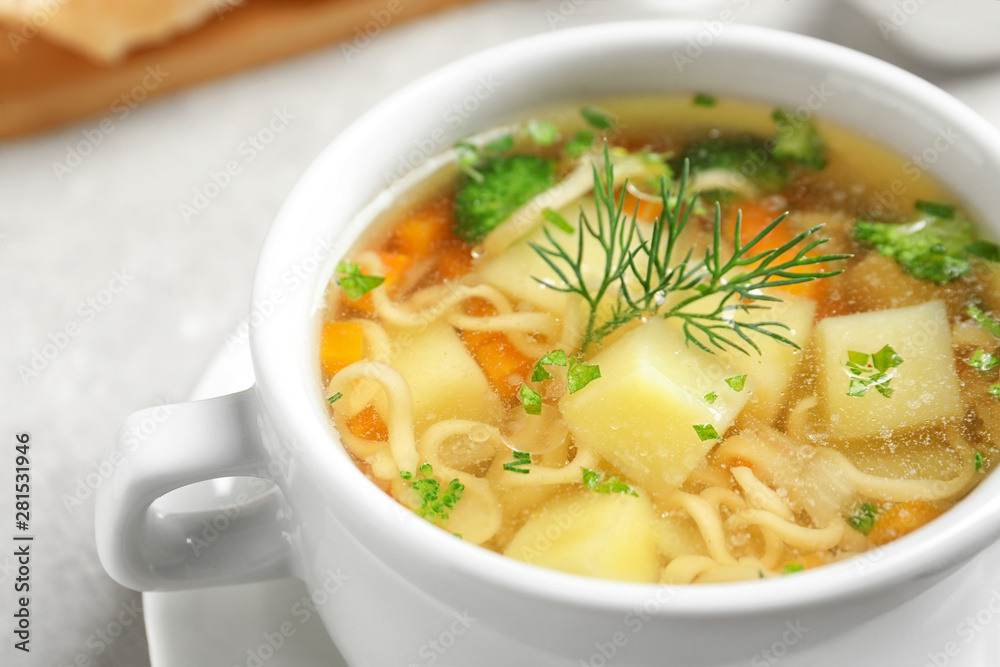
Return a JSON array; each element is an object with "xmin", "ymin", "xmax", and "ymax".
[
  {"xmin": 389, "ymin": 198, "xmax": 453, "ymax": 257},
  {"xmin": 727, "ymin": 200, "xmax": 826, "ymax": 300},
  {"xmin": 348, "ymin": 404, "xmax": 389, "ymax": 441},
  {"xmin": 868, "ymin": 501, "xmax": 942, "ymax": 547},
  {"xmin": 463, "ymin": 331, "xmax": 534, "ymax": 403},
  {"xmin": 621, "ymin": 190, "xmax": 664, "ymax": 222},
  {"xmin": 435, "ymin": 242, "xmax": 474, "ymax": 281},
  {"xmin": 319, "ymin": 322, "xmax": 364, "ymax": 375},
  {"xmin": 799, "ymin": 553, "xmax": 826, "ymax": 570},
  {"xmin": 459, "ymin": 298, "xmax": 533, "ymax": 403}
]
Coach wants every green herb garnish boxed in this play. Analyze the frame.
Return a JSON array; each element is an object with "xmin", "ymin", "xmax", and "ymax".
[
  {"xmin": 845, "ymin": 345, "xmax": 902, "ymax": 398},
  {"xmin": 872, "ymin": 345, "xmax": 904, "ymax": 372},
  {"xmin": 335, "ymin": 261, "xmax": 385, "ymax": 300},
  {"xmin": 542, "ymin": 208, "xmax": 574, "ymax": 234},
  {"xmin": 854, "ymin": 201, "xmax": 999, "ymax": 284},
  {"xmin": 693, "ymin": 93, "xmax": 717, "ymax": 108},
  {"xmin": 529, "ymin": 146, "xmax": 848, "ymax": 356},
  {"xmin": 531, "ymin": 349, "xmax": 568, "ymax": 382},
  {"xmin": 966, "ymin": 241, "xmax": 1000, "ymax": 262},
  {"xmin": 581, "ymin": 467, "xmax": 638, "ymax": 496},
  {"xmin": 989, "ymin": 383, "xmax": 1000, "ymax": 398},
  {"xmin": 400, "ymin": 463, "xmax": 465, "ymax": 524},
  {"xmin": 693, "ymin": 424, "xmax": 721, "ymax": 442},
  {"xmin": 914, "ymin": 200, "xmax": 955, "ymax": 219},
  {"xmin": 565, "ymin": 129, "xmax": 596, "ymax": 158},
  {"xmin": 781, "ymin": 562, "xmax": 805, "ymax": 575},
  {"xmin": 503, "ymin": 450, "xmax": 532, "ymax": 474},
  {"xmin": 724, "ymin": 375, "xmax": 747, "ymax": 392},
  {"xmin": 968, "ymin": 348, "xmax": 999, "ymax": 371},
  {"xmin": 581, "ymin": 105, "xmax": 615, "ymax": 130},
  {"xmin": 704, "ymin": 391, "xmax": 718, "ymax": 404},
  {"xmin": 327, "ymin": 392, "xmax": 343, "ymax": 404},
  {"xmin": 519, "ymin": 384, "xmax": 543, "ymax": 415},
  {"xmin": 968, "ymin": 304, "xmax": 1000, "ymax": 339},
  {"xmin": 975, "ymin": 451, "xmax": 985, "ymax": 472},
  {"xmin": 527, "ymin": 119, "xmax": 558, "ymax": 146},
  {"xmin": 848, "ymin": 503, "xmax": 878, "ymax": 534},
  {"xmin": 486, "ymin": 134, "xmax": 515, "ymax": 153},
  {"xmin": 567, "ymin": 358, "xmax": 601, "ymax": 393}
]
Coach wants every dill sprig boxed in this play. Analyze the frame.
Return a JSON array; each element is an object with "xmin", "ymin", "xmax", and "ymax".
[
  {"xmin": 529, "ymin": 145, "xmax": 850, "ymax": 356},
  {"xmin": 528, "ymin": 150, "xmax": 636, "ymax": 355}
]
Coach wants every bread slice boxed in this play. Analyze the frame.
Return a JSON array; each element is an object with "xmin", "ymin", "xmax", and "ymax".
[{"xmin": 0, "ymin": 0, "xmax": 226, "ymax": 62}]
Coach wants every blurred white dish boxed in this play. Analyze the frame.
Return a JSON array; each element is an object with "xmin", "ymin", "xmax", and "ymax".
[{"xmin": 848, "ymin": 0, "xmax": 1000, "ymax": 68}]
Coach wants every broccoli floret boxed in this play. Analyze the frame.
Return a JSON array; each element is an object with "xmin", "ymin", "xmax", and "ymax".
[
  {"xmin": 453, "ymin": 155, "xmax": 556, "ymax": 244},
  {"xmin": 854, "ymin": 216, "xmax": 978, "ymax": 283},
  {"xmin": 673, "ymin": 136, "xmax": 788, "ymax": 195},
  {"xmin": 771, "ymin": 109, "xmax": 827, "ymax": 170}
]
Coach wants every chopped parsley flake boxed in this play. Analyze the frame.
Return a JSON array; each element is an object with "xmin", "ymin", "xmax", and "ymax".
[
  {"xmin": 845, "ymin": 345, "xmax": 902, "ymax": 398},
  {"xmin": 705, "ymin": 391, "xmax": 718, "ymax": 404},
  {"xmin": 399, "ymin": 463, "xmax": 464, "ymax": 524},
  {"xmin": 854, "ymin": 214, "xmax": 987, "ymax": 284},
  {"xmin": 725, "ymin": 375, "xmax": 747, "ymax": 392},
  {"xmin": 542, "ymin": 208, "xmax": 574, "ymax": 234},
  {"xmin": 327, "ymin": 392, "xmax": 343, "ymax": 404},
  {"xmin": 968, "ymin": 348, "xmax": 999, "ymax": 371},
  {"xmin": 693, "ymin": 423, "xmax": 721, "ymax": 442},
  {"xmin": 693, "ymin": 93, "xmax": 717, "ymax": 108},
  {"xmin": 567, "ymin": 358, "xmax": 601, "ymax": 393},
  {"xmin": 335, "ymin": 261, "xmax": 385, "ymax": 300},
  {"xmin": 966, "ymin": 240, "xmax": 1000, "ymax": 262},
  {"xmin": 486, "ymin": 134, "xmax": 515, "ymax": 153},
  {"xmin": 914, "ymin": 200, "xmax": 955, "ymax": 219},
  {"xmin": 968, "ymin": 304, "xmax": 1000, "ymax": 339},
  {"xmin": 872, "ymin": 345, "xmax": 904, "ymax": 372},
  {"xmin": 503, "ymin": 450, "xmax": 532, "ymax": 474},
  {"xmin": 527, "ymin": 119, "xmax": 558, "ymax": 146},
  {"xmin": 781, "ymin": 562, "xmax": 805, "ymax": 575},
  {"xmin": 990, "ymin": 383, "xmax": 1000, "ymax": 398},
  {"xmin": 565, "ymin": 129, "xmax": 595, "ymax": 158},
  {"xmin": 519, "ymin": 383, "xmax": 543, "ymax": 415},
  {"xmin": 581, "ymin": 468, "xmax": 638, "ymax": 496},
  {"xmin": 847, "ymin": 350, "xmax": 869, "ymax": 367},
  {"xmin": 581, "ymin": 105, "xmax": 615, "ymax": 130},
  {"xmin": 531, "ymin": 349, "xmax": 568, "ymax": 382},
  {"xmin": 848, "ymin": 503, "xmax": 878, "ymax": 534},
  {"xmin": 847, "ymin": 377, "xmax": 873, "ymax": 397},
  {"xmin": 975, "ymin": 451, "xmax": 985, "ymax": 472}
]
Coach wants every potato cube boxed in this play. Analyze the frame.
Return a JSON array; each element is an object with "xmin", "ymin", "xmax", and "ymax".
[
  {"xmin": 392, "ymin": 322, "xmax": 502, "ymax": 430},
  {"xmin": 476, "ymin": 199, "xmax": 602, "ymax": 315},
  {"xmin": 504, "ymin": 491, "xmax": 659, "ymax": 583},
  {"xmin": 560, "ymin": 317, "xmax": 749, "ymax": 496},
  {"xmin": 815, "ymin": 300, "xmax": 963, "ymax": 439},
  {"xmin": 730, "ymin": 296, "xmax": 816, "ymax": 424}
]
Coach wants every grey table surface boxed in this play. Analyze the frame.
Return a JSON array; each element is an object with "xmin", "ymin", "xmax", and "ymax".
[{"xmin": 4, "ymin": 1, "xmax": 1000, "ymax": 666}]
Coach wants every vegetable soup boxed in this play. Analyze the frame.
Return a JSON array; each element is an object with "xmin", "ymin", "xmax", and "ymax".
[{"xmin": 316, "ymin": 95, "xmax": 1000, "ymax": 584}]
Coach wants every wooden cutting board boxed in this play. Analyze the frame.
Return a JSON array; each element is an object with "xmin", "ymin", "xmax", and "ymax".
[{"xmin": 0, "ymin": 0, "xmax": 475, "ymax": 140}]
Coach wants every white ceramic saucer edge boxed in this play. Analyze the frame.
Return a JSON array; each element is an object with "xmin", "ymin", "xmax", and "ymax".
[{"xmin": 142, "ymin": 338, "xmax": 348, "ymax": 667}]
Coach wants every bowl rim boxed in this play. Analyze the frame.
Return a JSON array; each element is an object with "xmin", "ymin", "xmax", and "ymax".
[{"xmin": 252, "ymin": 20, "xmax": 1000, "ymax": 617}]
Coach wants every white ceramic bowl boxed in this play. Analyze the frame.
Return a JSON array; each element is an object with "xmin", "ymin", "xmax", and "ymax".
[{"xmin": 97, "ymin": 22, "xmax": 1000, "ymax": 666}]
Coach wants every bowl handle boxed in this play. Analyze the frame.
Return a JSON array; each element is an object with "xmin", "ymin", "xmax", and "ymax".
[{"xmin": 95, "ymin": 388, "xmax": 294, "ymax": 591}]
